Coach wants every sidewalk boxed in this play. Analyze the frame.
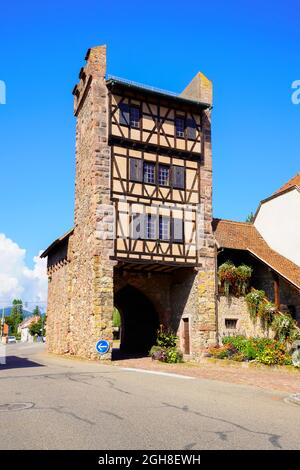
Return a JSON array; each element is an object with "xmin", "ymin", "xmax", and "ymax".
[{"xmin": 111, "ymin": 355, "xmax": 300, "ymax": 394}]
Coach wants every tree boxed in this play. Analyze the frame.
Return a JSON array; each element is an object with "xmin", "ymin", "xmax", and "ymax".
[
  {"xmin": 245, "ymin": 212, "xmax": 255, "ymax": 223},
  {"xmin": 29, "ymin": 318, "xmax": 43, "ymax": 337},
  {"xmin": 32, "ymin": 306, "xmax": 41, "ymax": 317},
  {"xmin": 113, "ymin": 307, "xmax": 121, "ymax": 328},
  {"xmin": 9, "ymin": 299, "xmax": 23, "ymax": 335}
]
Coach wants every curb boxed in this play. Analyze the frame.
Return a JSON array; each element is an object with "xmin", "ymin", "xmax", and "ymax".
[{"xmin": 284, "ymin": 394, "xmax": 300, "ymax": 406}]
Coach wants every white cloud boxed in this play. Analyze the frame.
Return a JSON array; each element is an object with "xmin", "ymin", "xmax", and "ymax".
[{"xmin": 0, "ymin": 233, "xmax": 47, "ymax": 309}]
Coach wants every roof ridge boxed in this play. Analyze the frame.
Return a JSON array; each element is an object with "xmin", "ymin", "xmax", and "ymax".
[
  {"xmin": 213, "ymin": 218, "xmax": 252, "ymax": 226},
  {"xmin": 274, "ymin": 171, "xmax": 300, "ymax": 195}
]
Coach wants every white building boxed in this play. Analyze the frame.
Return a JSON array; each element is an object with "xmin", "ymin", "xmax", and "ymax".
[
  {"xmin": 254, "ymin": 173, "xmax": 300, "ymax": 267},
  {"xmin": 18, "ymin": 316, "xmax": 40, "ymax": 342}
]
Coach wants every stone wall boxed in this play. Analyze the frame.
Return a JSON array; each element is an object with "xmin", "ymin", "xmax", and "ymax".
[
  {"xmin": 44, "ymin": 46, "xmax": 115, "ymax": 359},
  {"xmin": 46, "ymin": 235, "xmax": 73, "ymax": 354},
  {"xmin": 217, "ymin": 295, "xmax": 274, "ymax": 341},
  {"xmin": 218, "ymin": 248, "xmax": 300, "ymax": 328},
  {"xmin": 114, "ymin": 264, "xmax": 216, "ymax": 358},
  {"xmin": 68, "ymin": 45, "xmax": 115, "ymax": 359}
]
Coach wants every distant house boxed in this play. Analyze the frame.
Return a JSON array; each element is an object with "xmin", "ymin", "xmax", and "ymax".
[
  {"xmin": 254, "ymin": 173, "xmax": 300, "ymax": 267},
  {"xmin": 214, "ymin": 173, "xmax": 300, "ymax": 338},
  {"xmin": 18, "ymin": 316, "xmax": 40, "ymax": 342}
]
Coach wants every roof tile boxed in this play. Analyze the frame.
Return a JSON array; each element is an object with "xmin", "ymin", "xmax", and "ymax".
[
  {"xmin": 275, "ymin": 172, "xmax": 300, "ymax": 195},
  {"xmin": 213, "ymin": 219, "xmax": 300, "ymax": 289}
]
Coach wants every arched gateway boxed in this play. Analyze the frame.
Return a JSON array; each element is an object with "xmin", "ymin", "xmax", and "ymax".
[{"xmin": 115, "ymin": 285, "xmax": 159, "ymax": 354}]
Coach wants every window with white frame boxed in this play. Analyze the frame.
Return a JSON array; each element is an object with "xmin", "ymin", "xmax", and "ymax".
[
  {"xmin": 146, "ymin": 214, "xmax": 157, "ymax": 239},
  {"xmin": 143, "ymin": 162, "xmax": 155, "ymax": 184},
  {"xmin": 159, "ymin": 216, "xmax": 170, "ymax": 241},
  {"xmin": 130, "ymin": 106, "xmax": 140, "ymax": 128},
  {"xmin": 175, "ymin": 117, "xmax": 185, "ymax": 138},
  {"xmin": 158, "ymin": 165, "xmax": 170, "ymax": 186}
]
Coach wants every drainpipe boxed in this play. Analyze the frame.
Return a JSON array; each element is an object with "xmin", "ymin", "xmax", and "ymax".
[{"xmin": 273, "ymin": 272, "xmax": 280, "ymax": 309}]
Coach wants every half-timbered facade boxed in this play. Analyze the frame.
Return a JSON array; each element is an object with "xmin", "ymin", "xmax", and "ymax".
[{"xmin": 42, "ymin": 45, "xmax": 216, "ymax": 359}]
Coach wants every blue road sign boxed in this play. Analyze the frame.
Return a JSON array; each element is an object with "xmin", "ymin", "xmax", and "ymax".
[{"xmin": 96, "ymin": 339, "xmax": 110, "ymax": 355}]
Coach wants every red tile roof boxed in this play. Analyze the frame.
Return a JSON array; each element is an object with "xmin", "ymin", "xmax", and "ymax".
[
  {"xmin": 275, "ymin": 172, "xmax": 300, "ymax": 195},
  {"xmin": 213, "ymin": 218, "xmax": 300, "ymax": 290}
]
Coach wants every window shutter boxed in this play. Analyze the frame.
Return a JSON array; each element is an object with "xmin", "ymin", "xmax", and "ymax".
[
  {"xmin": 119, "ymin": 102, "xmax": 130, "ymax": 125},
  {"xmin": 186, "ymin": 118, "xmax": 197, "ymax": 140},
  {"xmin": 132, "ymin": 213, "xmax": 145, "ymax": 240},
  {"xmin": 172, "ymin": 166, "xmax": 185, "ymax": 189},
  {"xmin": 172, "ymin": 218, "xmax": 184, "ymax": 243},
  {"xmin": 129, "ymin": 158, "xmax": 143, "ymax": 182}
]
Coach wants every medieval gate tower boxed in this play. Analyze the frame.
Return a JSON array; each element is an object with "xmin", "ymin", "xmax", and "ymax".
[{"xmin": 42, "ymin": 45, "xmax": 216, "ymax": 359}]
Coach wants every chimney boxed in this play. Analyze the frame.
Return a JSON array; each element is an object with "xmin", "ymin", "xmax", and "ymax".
[{"xmin": 180, "ymin": 72, "xmax": 212, "ymax": 106}]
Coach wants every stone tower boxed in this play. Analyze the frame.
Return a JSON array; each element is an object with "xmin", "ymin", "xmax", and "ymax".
[{"xmin": 42, "ymin": 45, "xmax": 216, "ymax": 359}]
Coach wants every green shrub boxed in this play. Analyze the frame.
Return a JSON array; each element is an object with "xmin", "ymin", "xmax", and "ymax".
[
  {"xmin": 150, "ymin": 326, "xmax": 183, "ymax": 364},
  {"xmin": 149, "ymin": 345, "xmax": 163, "ymax": 356},
  {"xmin": 218, "ymin": 261, "xmax": 237, "ymax": 297},
  {"xmin": 208, "ymin": 343, "xmax": 237, "ymax": 359},
  {"xmin": 272, "ymin": 314, "xmax": 297, "ymax": 342},
  {"xmin": 236, "ymin": 264, "xmax": 253, "ymax": 296},
  {"xmin": 166, "ymin": 348, "xmax": 183, "ymax": 363},
  {"xmin": 290, "ymin": 328, "xmax": 300, "ymax": 342},
  {"xmin": 258, "ymin": 301, "xmax": 276, "ymax": 326},
  {"xmin": 149, "ymin": 346, "xmax": 167, "ymax": 362},
  {"xmin": 156, "ymin": 327, "xmax": 177, "ymax": 349},
  {"xmin": 256, "ymin": 344, "xmax": 292, "ymax": 366},
  {"xmin": 113, "ymin": 307, "xmax": 121, "ymax": 328},
  {"xmin": 222, "ymin": 335, "xmax": 292, "ymax": 365},
  {"xmin": 231, "ymin": 352, "xmax": 246, "ymax": 362},
  {"xmin": 218, "ymin": 261, "xmax": 252, "ymax": 297},
  {"xmin": 222, "ymin": 335, "xmax": 257, "ymax": 359},
  {"xmin": 245, "ymin": 290, "xmax": 265, "ymax": 319}
]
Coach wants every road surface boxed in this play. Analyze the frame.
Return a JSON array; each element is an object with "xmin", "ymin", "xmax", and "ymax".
[{"xmin": 0, "ymin": 342, "xmax": 299, "ymax": 450}]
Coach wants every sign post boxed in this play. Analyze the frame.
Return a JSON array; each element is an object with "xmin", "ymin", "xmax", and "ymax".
[{"xmin": 95, "ymin": 339, "xmax": 110, "ymax": 356}]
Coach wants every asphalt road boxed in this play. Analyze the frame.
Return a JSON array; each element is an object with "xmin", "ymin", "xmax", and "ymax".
[{"xmin": 0, "ymin": 342, "xmax": 299, "ymax": 450}]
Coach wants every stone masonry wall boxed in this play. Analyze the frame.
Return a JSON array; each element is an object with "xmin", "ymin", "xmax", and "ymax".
[
  {"xmin": 46, "ymin": 236, "xmax": 73, "ymax": 354},
  {"xmin": 218, "ymin": 295, "xmax": 275, "ymax": 341},
  {"xmin": 171, "ymin": 264, "xmax": 216, "ymax": 357},
  {"xmin": 114, "ymin": 264, "xmax": 216, "ymax": 358},
  {"xmin": 66, "ymin": 45, "xmax": 115, "ymax": 359},
  {"xmin": 196, "ymin": 96, "xmax": 217, "ymax": 352}
]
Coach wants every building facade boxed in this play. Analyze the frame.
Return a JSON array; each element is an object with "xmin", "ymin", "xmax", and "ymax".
[
  {"xmin": 254, "ymin": 173, "xmax": 300, "ymax": 267},
  {"xmin": 42, "ymin": 45, "xmax": 217, "ymax": 359}
]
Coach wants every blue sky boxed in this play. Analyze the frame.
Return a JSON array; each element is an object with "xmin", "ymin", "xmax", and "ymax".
[{"xmin": 0, "ymin": 0, "xmax": 299, "ymax": 268}]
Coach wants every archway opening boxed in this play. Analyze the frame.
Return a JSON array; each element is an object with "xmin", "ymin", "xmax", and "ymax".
[{"xmin": 114, "ymin": 285, "xmax": 159, "ymax": 355}]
